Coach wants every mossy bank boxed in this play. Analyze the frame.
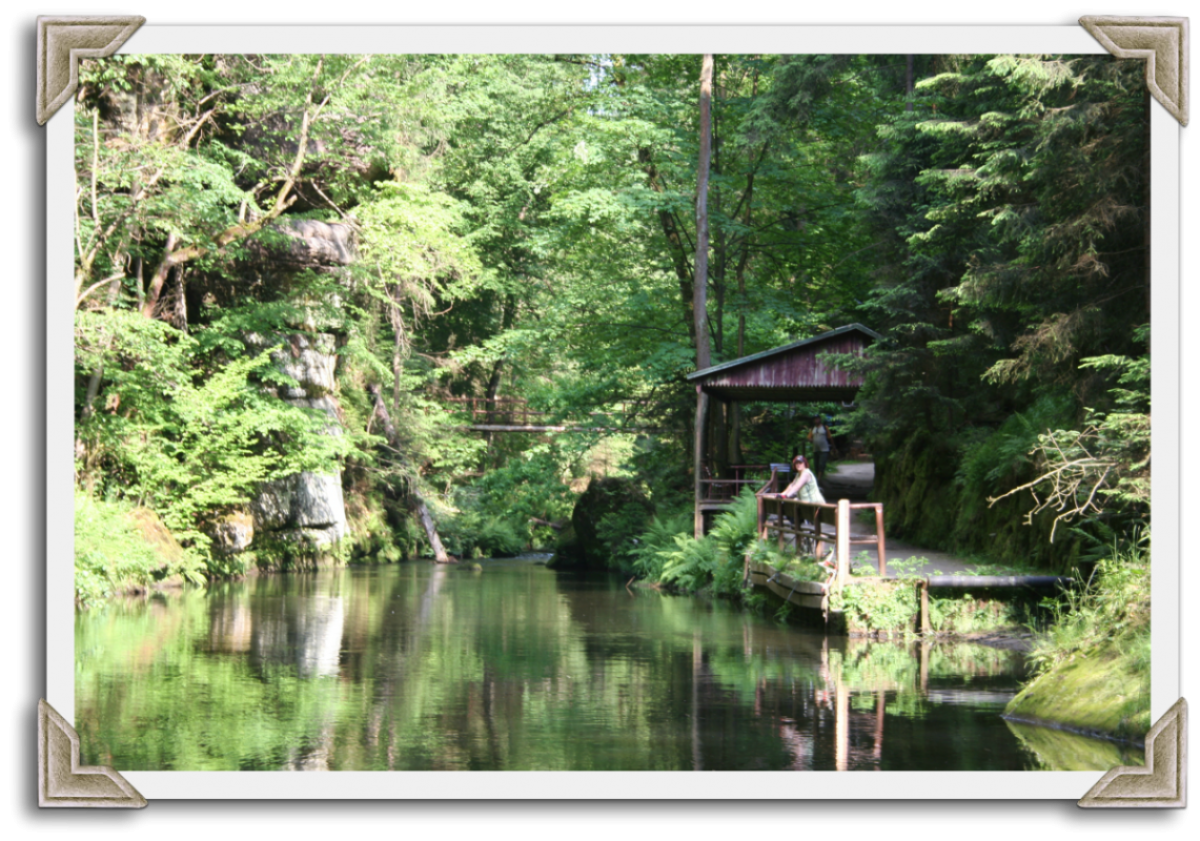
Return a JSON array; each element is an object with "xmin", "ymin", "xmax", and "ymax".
[{"xmin": 1003, "ymin": 641, "xmax": 1149, "ymax": 744}]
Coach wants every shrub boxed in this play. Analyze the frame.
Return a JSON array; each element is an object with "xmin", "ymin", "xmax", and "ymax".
[{"xmin": 74, "ymin": 491, "xmax": 203, "ymax": 605}]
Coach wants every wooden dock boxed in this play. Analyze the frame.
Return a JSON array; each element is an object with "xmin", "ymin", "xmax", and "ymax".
[
  {"xmin": 746, "ymin": 558, "xmax": 830, "ymax": 612},
  {"xmin": 746, "ymin": 492, "xmax": 1072, "ymax": 633}
]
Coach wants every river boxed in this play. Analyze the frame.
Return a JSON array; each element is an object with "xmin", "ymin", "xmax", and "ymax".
[{"xmin": 74, "ymin": 555, "xmax": 1143, "ymax": 771}]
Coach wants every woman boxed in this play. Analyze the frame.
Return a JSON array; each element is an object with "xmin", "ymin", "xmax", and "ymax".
[
  {"xmin": 777, "ymin": 455, "xmax": 825, "ymax": 504},
  {"xmin": 772, "ymin": 455, "xmax": 830, "ymax": 561}
]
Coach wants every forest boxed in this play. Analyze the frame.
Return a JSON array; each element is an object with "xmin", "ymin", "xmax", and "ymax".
[
  {"xmin": 63, "ymin": 50, "xmax": 1161, "ymax": 767},
  {"xmin": 72, "ymin": 53, "xmax": 1151, "ymax": 738}
]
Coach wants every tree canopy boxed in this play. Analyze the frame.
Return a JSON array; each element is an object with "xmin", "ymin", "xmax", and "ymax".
[{"xmin": 72, "ymin": 51, "xmax": 1150, "ymax": 600}]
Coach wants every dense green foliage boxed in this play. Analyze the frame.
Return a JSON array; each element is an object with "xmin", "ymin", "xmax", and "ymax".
[
  {"xmin": 73, "ymin": 51, "xmax": 1150, "ymax": 634},
  {"xmin": 73, "ymin": 492, "xmax": 201, "ymax": 604},
  {"xmin": 843, "ymin": 55, "xmax": 1150, "ymax": 568}
]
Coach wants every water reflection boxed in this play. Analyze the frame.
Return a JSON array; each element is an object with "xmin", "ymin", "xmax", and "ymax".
[{"xmin": 74, "ymin": 558, "xmax": 1140, "ymax": 772}]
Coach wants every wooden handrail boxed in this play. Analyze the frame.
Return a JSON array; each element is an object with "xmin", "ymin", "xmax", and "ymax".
[{"xmin": 756, "ymin": 494, "xmax": 887, "ymax": 579}]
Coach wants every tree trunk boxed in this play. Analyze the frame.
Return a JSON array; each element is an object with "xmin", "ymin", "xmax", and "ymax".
[
  {"xmin": 142, "ymin": 233, "xmax": 178, "ymax": 318},
  {"xmin": 692, "ymin": 55, "xmax": 715, "ymax": 537},
  {"xmin": 906, "ymin": 55, "xmax": 914, "ymax": 111},
  {"xmin": 367, "ymin": 383, "xmax": 452, "ymax": 563},
  {"xmin": 694, "ymin": 388, "xmax": 709, "ymax": 538},
  {"xmin": 81, "ymin": 255, "xmax": 128, "ymax": 417},
  {"xmin": 483, "ymin": 292, "xmax": 517, "ymax": 459},
  {"xmin": 639, "ymin": 150, "xmax": 696, "ymax": 344},
  {"xmin": 693, "ymin": 54, "xmax": 714, "ymax": 372},
  {"xmin": 729, "ymin": 71, "xmax": 762, "ymax": 468},
  {"xmin": 414, "ymin": 497, "xmax": 452, "ymax": 564}
]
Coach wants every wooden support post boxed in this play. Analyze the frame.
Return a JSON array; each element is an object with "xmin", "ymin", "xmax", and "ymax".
[
  {"xmin": 757, "ymin": 493, "xmax": 766, "ymax": 540},
  {"xmin": 694, "ymin": 388, "xmax": 709, "ymax": 538},
  {"xmin": 777, "ymin": 500, "xmax": 785, "ymax": 551},
  {"xmin": 919, "ymin": 579, "xmax": 931, "ymax": 635},
  {"xmin": 836, "ymin": 499, "xmax": 850, "ymax": 586},
  {"xmin": 875, "ymin": 504, "xmax": 887, "ymax": 578}
]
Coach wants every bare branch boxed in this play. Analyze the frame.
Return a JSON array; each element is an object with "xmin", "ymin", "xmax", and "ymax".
[
  {"xmin": 75, "ymin": 271, "xmax": 126, "ymax": 311},
  {"xmin": 987, "ymin": 425, "xmax": 1123, "ymax": 541}
]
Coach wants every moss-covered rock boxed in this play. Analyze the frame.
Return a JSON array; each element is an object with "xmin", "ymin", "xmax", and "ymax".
[
  {"xmin": 550, "ymin": 476, "xmax": 653, "ymax": 569},
  {"xmin": 872, "ymin": 429, "xmax": 1083, "ymax": 573},
  {"xmin": 127, "ymin": 506, "xmax": 187, "ymax": 569},
  {"xmin": 1004, "ymin": 641, "xmax": 1150, "ymax": 743}
]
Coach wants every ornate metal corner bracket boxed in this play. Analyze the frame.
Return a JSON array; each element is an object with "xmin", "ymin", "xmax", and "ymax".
[
  {"xmin": 1080, "ymin": 16, "xmax": 1189, "ymax": 126},
  {"xmin": 1079, "ymin": 698, "xmax": 1187, "ymax": 808},
  {"xmin": 36, "ymin": 15, "xmax": 146, "ymax": 125},
  {"xmin": 38, "ymin": 699, "xmax": 147, "ymax": 808}
]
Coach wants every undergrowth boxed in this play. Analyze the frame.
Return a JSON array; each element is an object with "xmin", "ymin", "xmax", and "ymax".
[
  {"xmin": 1026, "ymin": 544, "xmax": 1151, "ymax": 677},
  {"xmin": 74, "ymin": 491, "xmax": 204, "ymax": 605},
  {"xmin": 631, "ymin": 488, "xmax": 760, "ymax": 599}
]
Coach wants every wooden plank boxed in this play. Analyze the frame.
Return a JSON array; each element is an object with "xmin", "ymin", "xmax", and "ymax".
[
  {"xmin": 694, "ymin": 389, "xmax": 709, "ymax": 538},
  {"xmin": 836, "ymin": 499, "xmax": 850, "ymax": 586},
  {"xmin": 875, "ymin": 504, "xmax": 887, "ymax": 577},
  {"xmin": 460, "ymin": 424, "xmax": 656, "ymax": 433}
]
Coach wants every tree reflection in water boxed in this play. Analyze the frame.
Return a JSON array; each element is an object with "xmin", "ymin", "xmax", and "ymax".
[{"xmin": 74, "ymin": 558, "xmax": 1138, "ymax": 771}]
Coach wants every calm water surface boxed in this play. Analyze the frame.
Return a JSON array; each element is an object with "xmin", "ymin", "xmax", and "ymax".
[{"xmin": 75, "ymin": 556, "xmax": 1142, "ymax": 771}]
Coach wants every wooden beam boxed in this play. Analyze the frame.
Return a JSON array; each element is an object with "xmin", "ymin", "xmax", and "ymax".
[
  {"xmin": 836, "ymin": 499, "xmax": 850, "ymax": 586},
  {"xmin": 694, "ymin": 389, "xmax": 709, "ymax": 538},
  {"xmin": 459, "ymin": 425, "xmax": 658, "ymax": 433}
]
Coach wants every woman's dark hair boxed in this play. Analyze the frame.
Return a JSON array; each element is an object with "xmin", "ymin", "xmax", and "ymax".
[{"xmin": 793, "ymin": 455, "xmax": 807, "ymax": 466}]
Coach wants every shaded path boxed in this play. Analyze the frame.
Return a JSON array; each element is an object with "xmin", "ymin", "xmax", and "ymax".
[{"xmin": 817, "ymin": 461, "xmax": 992, "ymax": 578}]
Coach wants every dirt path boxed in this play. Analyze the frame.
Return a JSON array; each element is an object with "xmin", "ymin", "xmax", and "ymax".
[{"xmin": 816, "ymin": 460, "xmax": 991, "ymax": 578}]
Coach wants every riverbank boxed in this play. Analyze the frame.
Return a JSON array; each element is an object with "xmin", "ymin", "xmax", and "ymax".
[{"xmin": 1002, "ymin": 552, "xmax": 1151, "ymax": 745}]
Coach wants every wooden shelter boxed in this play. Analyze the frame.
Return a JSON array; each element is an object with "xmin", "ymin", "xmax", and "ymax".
[{"xmin": 686, "ymin": 324, "xmax": 882, "ymax": 535}]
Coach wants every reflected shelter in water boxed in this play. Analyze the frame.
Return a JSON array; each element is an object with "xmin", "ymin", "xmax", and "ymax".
[{"xmin": 75, "ymin": 557, "xmax": 1142, "ymax": 772}]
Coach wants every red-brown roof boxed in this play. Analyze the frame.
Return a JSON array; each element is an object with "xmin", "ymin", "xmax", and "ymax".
[{"xmin": 687, "ymin": 324, "xmax": 880, "ymax": 401}]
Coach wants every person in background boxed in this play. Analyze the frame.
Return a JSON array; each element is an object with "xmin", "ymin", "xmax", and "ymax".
[{"xmin": 808, "ymin": 415, "xmax": 835, "ymax": 480}]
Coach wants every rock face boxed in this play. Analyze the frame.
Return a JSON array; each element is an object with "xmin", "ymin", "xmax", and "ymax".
[
  {"xmin": 243, "ymin": 255, "xmax": 351, "ymax": 562},
  {"xmin": 266, "ymin": 219, "xmax": 356, "ymax": 268},
  {"xmin": 551, "ymin": 477, "xmax": 653, "ymax": 569},
  {"xmin": 210, "ymin": 511, "xmax": 254, "ymax": 556},
  {"xmin": 252, "ymin": 471, "xmax": 347, "ymax": 547},
  {"xmin": 249, "ymin": 331, "xmax": 348, "ymax": 556}
]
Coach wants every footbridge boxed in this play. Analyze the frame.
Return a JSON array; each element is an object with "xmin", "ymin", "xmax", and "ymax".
[{"xmin": 448, "ymin": 396, "xmax": 657, "ymax": 434}]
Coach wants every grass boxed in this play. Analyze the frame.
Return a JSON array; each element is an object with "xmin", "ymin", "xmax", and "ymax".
[{"xmin": 1004, "ymin": 547, "xmax": 1151, "ymax": 741}]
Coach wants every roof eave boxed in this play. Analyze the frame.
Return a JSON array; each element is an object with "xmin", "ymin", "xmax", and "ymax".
[{"xmin": 686, "ymin": 323, "xmax": 882, "ymax": 382}]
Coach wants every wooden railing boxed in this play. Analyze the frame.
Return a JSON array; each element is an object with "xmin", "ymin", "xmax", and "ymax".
[
  {"xmin": 447, "ymin": 397, "xmax": 642, "ymax": 431},
  {"xmin": 756, "ymin": 494, "xmax": 888, "ymax": 580},
  {"xmin": 445, "ymin": 396, "xmax": 546, "ymax": 426},
  {"xmin": 699, "ymin": 464, "xmax": 776, "ymax": 503}
]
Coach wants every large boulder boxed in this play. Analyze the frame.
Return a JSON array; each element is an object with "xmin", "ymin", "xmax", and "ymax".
[
  {"xmin": 551, "ymin": 477, "xmax": 653, "ymax": 569},
  {"xmin": 265, "ymin": 219, "xmax": 356, "ymax": 268}
]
